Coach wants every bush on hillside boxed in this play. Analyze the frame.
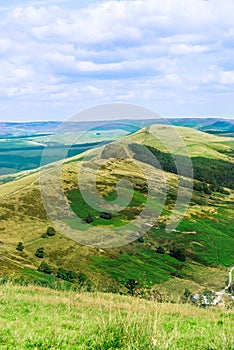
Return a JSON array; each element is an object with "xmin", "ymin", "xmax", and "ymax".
[
  {"xmin": 83, "ymin": 215, "xmax": 94, "ymax": 224},
  {"xmin": 56, "ymin": 268, "xmax": 91, "ymax": 289},
  {"xmin": 38, "ymin": 262, "xmax": 53, "ymax": 274},
  {"xmin": 35, "ymin": 247, "xmax": 45, "ymax": 259},
  {"xmin": 46, "ymin": 227, "xmax": 56, "ymax": 236},
  {"xmin": 125, "ymin": 279, "xmax": 139, "ymax": 296},
  {"xmin": 169, "ymin": 247, "xmax": 186, "ymax": 262},
  {"xmin": 16, "ymin": 242, "xmax": 24, "ymax": 252},
  {"xmin": 100, "ymin": 212, "xmax": 112, "ymax": 220},
  {"xmin": 56, "ymin": 268, "xmax": 78, "ymax": 282},
  {"xmin": 156, "ymin": 246, "xmax": 165, "ymax": 254}
]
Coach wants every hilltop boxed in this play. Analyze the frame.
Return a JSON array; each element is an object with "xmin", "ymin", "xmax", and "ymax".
[{"xmin": 0, "ymin": 125, "xmax": 233, "ymax": 301}]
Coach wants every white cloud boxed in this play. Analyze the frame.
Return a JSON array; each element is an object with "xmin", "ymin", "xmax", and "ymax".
[
  {"xmin": 169, "ymin": 44, "xmax": 210, "ymax": 55},
  {"xmin": 0, "ymin": 0, "xmax": 234, "ymax": 120},
  {"xmin": 84, "ymin": 85, "xmax": 104, "ymax": 97},
  {"xmin": 219, "ymin": 71, "xmax": 234, "ymax": 85}
]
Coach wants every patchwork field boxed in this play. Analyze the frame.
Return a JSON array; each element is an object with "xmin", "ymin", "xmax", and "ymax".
[{"xmin": 0, "ymin": 129, "xmax": 130, "ymax": 180}]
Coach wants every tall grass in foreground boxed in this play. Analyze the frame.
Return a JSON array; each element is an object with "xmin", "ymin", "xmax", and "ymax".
[{"xmin": 0, "ymin": 283, "xmax": 233, "ymax": 350}]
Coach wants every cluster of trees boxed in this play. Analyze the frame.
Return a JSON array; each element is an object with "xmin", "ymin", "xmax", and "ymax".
[
  {"xmin": 38, "ymin": 261, "xmax": 52, "ymax": 274},
  {"xmin": 135, "ymin": 239, "xmax": 186, "ymax": 262},
  {"xmin": 83, "ymin": 212, "xmax": 113, "ymax": 224},
  {"xmin": 56, "ymin": 268, "xmax": 88, "ymax": 285},
  {"xmin": 16, "ymin": 243, "xmax": 45, "ymax": 258},
  {"xmin": 16, "ymin": 227, "xmax": 56, "ymax": 253},
  {"xmin": 42, "ymin": 227, "xmax": 56, "ymax": 238},
  {"xmin": 129, "ymin": 143, "xmax": 233, "ymax": 191},
  {"xmin": 37, "ymin": 263, "xmax": 91, "ymax": 290},
  {"xmin": 156, "ymin": 245, "xmax": 186, "ymax": 262}
]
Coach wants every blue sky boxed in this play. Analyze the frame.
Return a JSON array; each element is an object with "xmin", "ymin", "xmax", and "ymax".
[{"xmin": 0, "ymin": 0, "xmax": 234, "ymax": 121}]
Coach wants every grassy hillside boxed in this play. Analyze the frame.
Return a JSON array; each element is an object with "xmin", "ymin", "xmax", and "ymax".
[
  {"xmin": 0, "ymin": 283, "xmax": 233, "ymax": 350},
  {"xmin": 0, "ymin": 125, "xmax": 233, "ymax": 300}
]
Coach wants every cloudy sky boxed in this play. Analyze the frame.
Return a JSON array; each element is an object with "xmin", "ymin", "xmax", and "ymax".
[{"xmin": 0, "ymin": 0, "xmax": 234, "ymax": 121}]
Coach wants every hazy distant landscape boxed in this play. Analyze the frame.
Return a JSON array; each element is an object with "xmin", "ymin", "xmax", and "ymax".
[{"xmin": 1, "ymin": 118, "xmax": 233, "ymax": 179}]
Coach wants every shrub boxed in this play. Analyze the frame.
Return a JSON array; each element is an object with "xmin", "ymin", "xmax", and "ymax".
[
  {"xmin": 100, "ymin": 212, "xmax": 112, "ymax": 220},
  {"xmin": 156, "ymin": 246, "xmax": 165, "ymax": 254},
  {"xmin": 16, "ymin": 242, "xmax": 24, "ymax": 252},
  {"xmin": 46, "ymin": 227, "xmax": 56, "ymax": 236},
  {"xmin": 181, "ymin": 288, "xmax": 192, "ymax": 303},
  {"xmin": 77, "ymin": 272, "xmax": 88, "ymax": 285},
  {"xmin": 77, "ymin": 273, "xmax": 92, "ymax": 291},
  {"xmin": 84, "ymin": 215, "xmax": 93, "ymax": 224},
  {"xmin": 56, "ymin": 268, "xmax": 78, "ymax": 282},
  {"xmin": 169, "ymin": 247, "xmax": 186, "ymax": 262},
  {"xmin": 125, "ymin": 279, "xmax": 139, "ymax": 296},
  {"xmin": 137, "ymin": 237, "xmax": 144, "ymax": 243},
  {"xmin": 35, "ymin": 247, "xmax": 45, "ymax": 258},
  {"xmin": 38, "ymin": 261, "xmax": 53, "ymax": 274}
]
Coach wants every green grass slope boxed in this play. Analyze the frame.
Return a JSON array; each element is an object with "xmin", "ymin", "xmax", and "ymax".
[
  {"xmin": 0, "ymin": 125, "xmax": 233, "ymax": 300},
  {"xmin": 0, "ymin": 283, "xmax": 233, "ymax": 350}
]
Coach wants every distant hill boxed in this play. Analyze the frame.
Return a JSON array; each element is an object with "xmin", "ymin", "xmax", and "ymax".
[
  {"xmin": 199, "ymin": 120, "xmax": 234, "ymax": 136},
  {"xmin": 0, "ymin": 122, "xmax": 60, "ymax": 138},
  {"xmin": 1, "ymin": 117, "xmax": 234, "ymax": 138}
]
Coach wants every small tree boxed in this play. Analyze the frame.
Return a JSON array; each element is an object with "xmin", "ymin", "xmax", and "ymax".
[
  {"xmin": 35, "ymin": 247, "xmax": 45, "ymax": 258},
  {"xmin": 100, "ymin": 212, "xmax": 112, "ymax": 220},
  {"xmin": 38, "ymin": 261, "xmax": 53, "ymax": 274},
  {"xmin": 84, "ymin": 215, "xmax": 93, "ymax": 224},
  {"xmin": 125, "ymin": 279, "xmax": 139, "ymax": 296},
  {"xmin": 169, "ymin": 247, "xmax": 186, "ymax": 262},
  {"xmin": 137, "ymin": 237, "xmax": 144, "ymax": 243},
  {"xmin": 181, "ymin": 288, "xmax": 192, "ymax": 303},
  {"xmin": 56, "ymin": 268, "xmax": 78, "ymax": 282},
  {"xmin": 46, "ymin": 227, "xmax": 56, "ymax": 237},
  {"xmin": 16, "ymin": 242, "xmax": 24, "ymax": 252},
  {"xmin": 156, "ymin": 246, "xmax": 165, "ymax": 254}
]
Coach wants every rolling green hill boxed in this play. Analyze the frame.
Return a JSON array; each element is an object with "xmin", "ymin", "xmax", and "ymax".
[{"xmin": 0, "ymin": 125, "xmax": 233, "ymax": 301}]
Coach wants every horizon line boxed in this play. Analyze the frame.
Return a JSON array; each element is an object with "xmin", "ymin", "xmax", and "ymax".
[{"xmin": 1, "ymin": 116, "xmax": 234, "ymax": 123}]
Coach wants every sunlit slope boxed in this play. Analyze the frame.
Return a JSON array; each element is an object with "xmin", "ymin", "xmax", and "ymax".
[
  {"xmin": 0, "ymin": 125, "xmax": 233, "ymax": 298},
  {"xmin": 126, "ymin": 124, "xmax": 234, "ymax": 160}
]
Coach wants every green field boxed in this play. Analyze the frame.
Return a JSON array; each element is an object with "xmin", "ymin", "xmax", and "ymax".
[
  {"xmin": 0, "ymin": 129, "xmax": 130, "ymax": 179},
  {"xmin": 0, "ymin": 283, "xmax": 233, "ymax": 350}
]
